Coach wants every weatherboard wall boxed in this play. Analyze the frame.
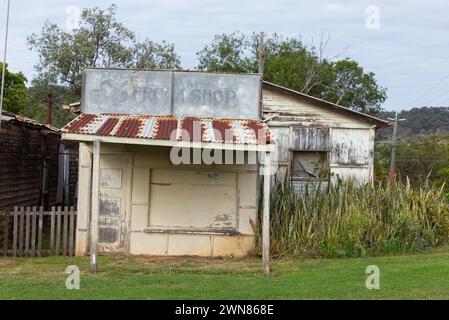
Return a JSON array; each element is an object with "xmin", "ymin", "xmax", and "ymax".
[{"xmin": 263, "ymin": 88, "xmax": 375, "ymax": 185}]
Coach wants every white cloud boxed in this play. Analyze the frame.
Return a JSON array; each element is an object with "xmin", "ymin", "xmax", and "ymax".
[{"xmin": 322, "ymin": 3, "xmax": 356, "ymax": 12}]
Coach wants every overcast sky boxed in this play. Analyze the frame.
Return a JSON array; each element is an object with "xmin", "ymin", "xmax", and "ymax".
[{"xmin": 1, "ymin": 0, "xmax": 449, "ymax": 111}]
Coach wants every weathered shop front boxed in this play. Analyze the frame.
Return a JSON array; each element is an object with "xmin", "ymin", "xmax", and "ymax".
[{"xmin": 62, "ymin": 69, "xmax": 274, "ymax": 261}]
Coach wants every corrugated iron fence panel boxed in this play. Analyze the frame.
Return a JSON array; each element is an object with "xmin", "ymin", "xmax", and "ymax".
[{"xmin": 0, "ymin": 206, "xmax": 76, "ymax": 257}]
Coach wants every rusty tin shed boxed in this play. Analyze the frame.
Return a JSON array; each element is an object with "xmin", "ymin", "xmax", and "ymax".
[{"xmin": 62, "ymin": 69, "xmax": 274, "ymax": 264}]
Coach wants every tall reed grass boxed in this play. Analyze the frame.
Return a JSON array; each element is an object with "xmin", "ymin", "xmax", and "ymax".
[{"xmin": 256, "ymin": 180, "xmax": 449, "ymax": 258}]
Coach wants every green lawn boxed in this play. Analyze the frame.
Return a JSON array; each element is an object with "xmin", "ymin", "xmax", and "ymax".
[{"xmin": 1, "ymin": 248, "xmax": 449, "ymax": 299}]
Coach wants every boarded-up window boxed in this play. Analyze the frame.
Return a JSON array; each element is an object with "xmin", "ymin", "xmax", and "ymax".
[
  {"xmin": 291, "ymin": 151, "xmax": 329, "ymax": 181},
  {"xmin": 149, "ymin": 169, "xmax": 237, "ymax": 230}
]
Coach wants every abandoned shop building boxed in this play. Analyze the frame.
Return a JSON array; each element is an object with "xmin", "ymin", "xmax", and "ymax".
[{"xmin": 62, "ymin": 68, "xmax": 388, "ymax": 258}]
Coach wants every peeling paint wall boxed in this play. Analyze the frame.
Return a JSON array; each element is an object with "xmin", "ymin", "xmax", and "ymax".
[
  {"xmin": 75, "ymin": 143, "xmax": 258, "ymax": 257},
  {"xmin": 263, "ymin": 88, "xmax": 375, "ymax": 185},
  {"xmin": 291, "ymin": 127, "xmax": 330, "ymax": 151}
]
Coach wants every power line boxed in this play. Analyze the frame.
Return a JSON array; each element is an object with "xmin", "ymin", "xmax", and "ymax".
[
  {"xmin": 435, "ymin": 94, "xmax": 449, "ymax": 107},
  {"xmin": 405, "ymin": 74, "xmax": 449, "ymax": 108},
  {"xmin": 421, "ymin": 88, "xmax": 449, "ymax": 106}
]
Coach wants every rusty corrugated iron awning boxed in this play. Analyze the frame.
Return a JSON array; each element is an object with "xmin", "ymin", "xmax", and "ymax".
[{"xmin": 62, "ymin": 114, "xmax": 272, "ymax": 145}]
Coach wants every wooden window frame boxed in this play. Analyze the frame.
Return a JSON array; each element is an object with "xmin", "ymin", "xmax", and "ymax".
[{"xmin": 288, "ymin": 149, "xmax": 331, "ymax": 182}]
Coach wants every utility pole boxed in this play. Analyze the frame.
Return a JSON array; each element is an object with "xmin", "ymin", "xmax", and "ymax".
[
  {"xmin": 258, "ymin": 32, "xmax": 265, "ymax": 76},
  {"xmin": 47, "ymin": 94, "xmax": 52, "ymax": 127},
  {"xmin": 388, "ymin": 111, "xmax": 406, "ymax": 185},
  {"xmin": 257, "ymin": 32, "xmax": 271, "ymax": 275},
  {"xmin": 0, "ymin": 0, "xmax": 11, "ymax": 130},
  {"xmin": 258, "ymin": 32, "xmax": 265, "ymax": 119}
]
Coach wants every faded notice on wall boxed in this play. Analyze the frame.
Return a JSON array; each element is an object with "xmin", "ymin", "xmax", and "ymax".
[{"xmin": 100, "ymin": 169, "xmax": 122, "ymax": 188}]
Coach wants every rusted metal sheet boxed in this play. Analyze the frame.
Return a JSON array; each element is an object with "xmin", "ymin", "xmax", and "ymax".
[
  {"xmin": 212, "ymin": 120, "xmax": 233, "ymax": 143},
  {"xmin": 181, "ymin": 118, "xmax": 205, "ymax": 142},
  {"xmin": 62, "ymin": 114, "xmax": 272, "ymax": 145},
  {"xmin": 82, "ymin": 68, "xmax": 261, "ymax": 119},
  {"xmin": 247, "ymin": 121, "xmax": 270, "ymax": 143},
  {"xmin": 96, "ymin": 117, "xmax": 119, "ymax": 136},
  {"xmin": 115, "ymin": 118, "xmax": 142, "ymax": 137},
  {"xmin": 155, "ymin": 118, "xmax": 178, "ymax": 140},
  {"xmin": 291, "ymin": 127, "xmax": 330, "ymax": 151},
  {"xmin": 65, "ymin": 114, "xmax": 96, "ymax": 132}
]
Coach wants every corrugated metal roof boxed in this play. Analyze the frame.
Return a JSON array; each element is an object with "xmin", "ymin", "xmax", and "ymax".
[
  {"xmin": 62, "ymin": 114, "xmax": 272, "ymax": 145},
  {"xmin": 1, "ymin": 110, "xmax": 60, "ymax": 132}
]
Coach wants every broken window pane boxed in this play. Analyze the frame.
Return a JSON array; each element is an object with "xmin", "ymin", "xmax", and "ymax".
[{"xmin": 291, "ymin": 151, "xmax": 329, "ymax": 180}]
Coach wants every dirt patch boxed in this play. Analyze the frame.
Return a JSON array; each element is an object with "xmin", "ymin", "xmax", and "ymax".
[
  {"xmin": 129, "ymin": 255, "xmax": 262, "ymax": 272},
  {"xmin": 98, "ymin": 254, "xmax": 268, "ymax": 275},
  {"xmin": 134, "ymin": 255, "xmax": 256, "ymax": 265},
  {"xmin": 0, "ymin": 258, "xmax": 18, "ymax": 268}
]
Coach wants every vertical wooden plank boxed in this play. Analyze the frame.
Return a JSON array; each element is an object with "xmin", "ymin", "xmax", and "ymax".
[
  {"xmin": 68, "ymin": 206, "xmax": 75, "ymax": 256},
  {"xmin": 12, "ymin": 207, "xmax": 18, "ymax": 257},
  {"xmin": 50, "ymin": 207, "xmax": 55, "ymax": 255},
  {"xmin": 55, "ymin": 207, "xmax": 62, "ymax": 256},
  {"xmin": 62, "ymin": 206, "xmax": 68, "ymax": 256},
  {"xmin": 37, "ymin": 207, "xmax": 43, "ymax": 257},
  {"xmin": 263, "ymin": 152, "xmax": 271, "ymax": 275},
  {"xmin": 90, "ymin": 140, "xmax": 101, "ymax": 273},
  {"xmin": 19, "ymin": 207, "xmax": 24, "ymax": 257},
  {"xmin": 3, "ymin": 211, "xmax": 9, "ymax": 257},
  {"xmin": 25, "ymin": 207, "xmax": 31, "ymax": 257},
  {"xmin": 31, "ymin": 207, "xmax": 37, "ymax": 257}
]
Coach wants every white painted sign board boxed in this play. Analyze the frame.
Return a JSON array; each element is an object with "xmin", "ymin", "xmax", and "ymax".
[{"xmin": 82, "ymin": 68, "xmax": 261, "ymax": 119}]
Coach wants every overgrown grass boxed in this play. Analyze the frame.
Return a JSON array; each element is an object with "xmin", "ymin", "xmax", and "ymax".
[{"xmin": 257, "ymin": 180, "xmax": 449, "ymax": 258}]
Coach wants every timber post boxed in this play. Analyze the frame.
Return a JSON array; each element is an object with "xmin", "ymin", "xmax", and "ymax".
[
  {"xmin": 90, "ymin": 140, "xmax": 100, "ymax": 273},
  {"xmin": 262, "ymin": 151, "xmax": 271, "ymax": 275}
]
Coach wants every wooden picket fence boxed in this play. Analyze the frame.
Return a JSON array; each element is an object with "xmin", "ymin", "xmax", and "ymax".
[{"xmin": 1, "ymin": 206, "xmax": 77, "ymax": 257}]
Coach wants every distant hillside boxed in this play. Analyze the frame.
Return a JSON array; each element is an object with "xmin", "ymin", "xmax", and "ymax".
[{"xmin": 377, "ymin": 107, "xmax": 449, "ymax": 140}]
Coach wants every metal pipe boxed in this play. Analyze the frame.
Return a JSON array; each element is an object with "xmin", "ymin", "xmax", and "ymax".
[
  {"xmin": 0, "ymin": 0, "xmax": 11, "ymax": 129},
  {"xmin": 90, "ymin": 140, "xmax": 100, "ymax": 273}
]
